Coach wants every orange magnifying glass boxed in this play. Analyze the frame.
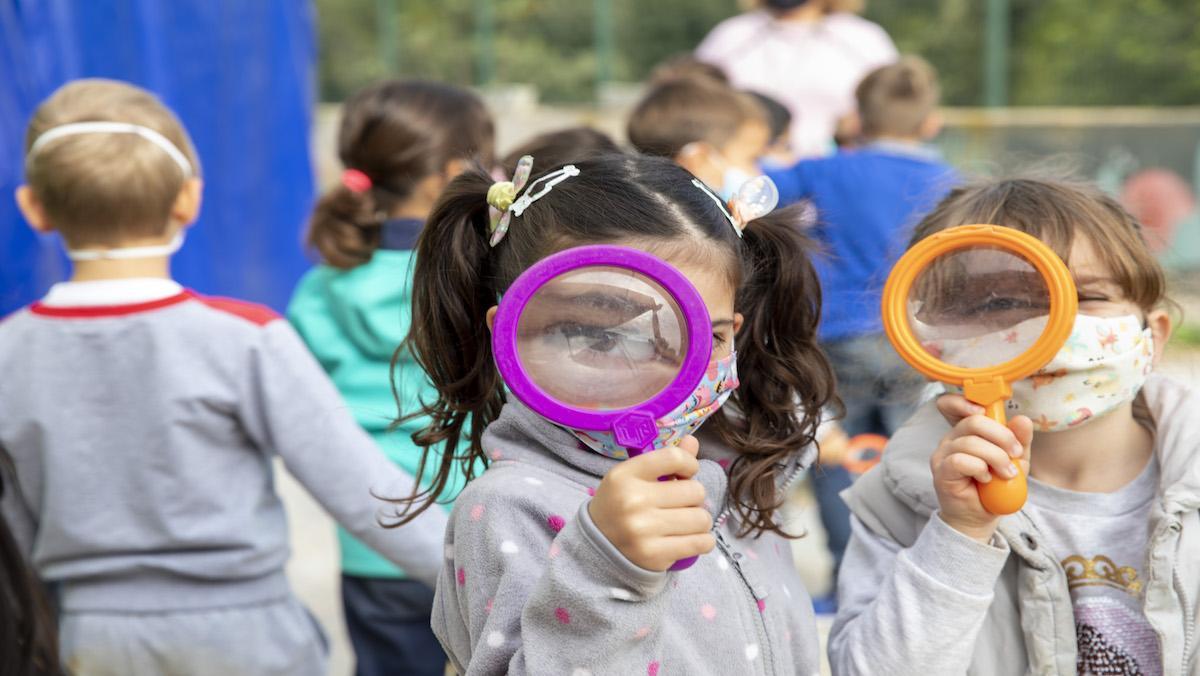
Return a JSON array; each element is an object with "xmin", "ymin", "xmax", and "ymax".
[{"xmin": 881, "ymin": 224, "xmax": 1077, "ymax": 515}]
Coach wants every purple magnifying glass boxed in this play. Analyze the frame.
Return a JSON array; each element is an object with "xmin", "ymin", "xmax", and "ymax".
[{"xmin": 492, "ymin": 245, "xmax": 714, "ymax": 571}]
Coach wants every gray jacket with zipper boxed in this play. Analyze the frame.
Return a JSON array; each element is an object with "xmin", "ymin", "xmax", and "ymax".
[
  {"xmin": 830, "ymin": 374, "xmax": 1200, "ymax": 675},
  {"xmin": 432, "ymin": 400, "xmax": 821, "ymax": 676}
]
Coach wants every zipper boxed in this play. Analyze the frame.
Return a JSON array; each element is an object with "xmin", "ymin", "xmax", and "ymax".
[
  {"xmin": 714, "ymin": 528, "xmax": 774, "ymax": 676},
  {"xmin": 1167, "ymin": 519, "xmax": 1193, "ymax": 675},
  {"xmin": 714, "ymin": 457, "xmax": 809, "ymax": 531}
]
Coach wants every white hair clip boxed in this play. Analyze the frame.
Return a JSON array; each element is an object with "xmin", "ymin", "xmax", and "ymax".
[
  {"xmin": 487, "ymin": 157, "xmax": 580, "ymax": 247},
  {"xmin": 692, "ymin": 175, "xmax": 779, "ymax": 237},
  {"xmin": 28, "ymin": 121, "xmax": 193, "ymax": 177}
]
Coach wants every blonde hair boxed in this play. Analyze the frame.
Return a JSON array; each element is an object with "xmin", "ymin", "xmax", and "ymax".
[
  {"xmin": 856, "ymin": 55, "xmax": 940, "ymax": 139},
  {"xmin": 627, "ymin": 79, "xmax": 766, "ymax": 158},
  {"xmin": 912, "ymin": 176, "xmax": 1168, "ymax": 313},
  {"xmin": 23, "ymin": 79, "xmax": 200, "ymax": 247}
]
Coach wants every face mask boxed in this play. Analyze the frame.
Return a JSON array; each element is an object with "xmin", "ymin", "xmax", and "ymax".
[
  {"xmin": 764, "ymin": 0, "xmax": 808, "ymax": 9},
  {"xmin": 939, "ymin": 314, "xmax": 1154, "ymax": 432},
  {"xmin": 568, "ymin": 351, "xmax": 739, "ymax": 459},
  {"xmin": 66, "ymin": 232, "xmax": 186, "ymax": 261},
  {"xmin": 720, "ymin": 166, "xmax": 756, "ymax": 202}
]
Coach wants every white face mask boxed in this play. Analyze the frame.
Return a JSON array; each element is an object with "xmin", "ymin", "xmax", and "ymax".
[{"xmin": 940, "ymin": 314, "xmax": 1155, "ymax": 432}]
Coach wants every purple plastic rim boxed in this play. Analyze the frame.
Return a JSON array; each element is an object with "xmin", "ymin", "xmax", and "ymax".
[{"xmin": 492, "ymin": 245, "xmax": 714, "ymax": 442}]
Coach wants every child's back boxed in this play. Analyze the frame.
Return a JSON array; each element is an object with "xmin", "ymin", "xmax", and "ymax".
[{"xmin": 1, "ymin": 79, "xmax": 447, "ymax": 676}]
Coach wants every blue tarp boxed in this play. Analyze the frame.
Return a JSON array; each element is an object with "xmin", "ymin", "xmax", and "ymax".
[{"xmin": 0, "ymin": 0, "xmax": 317, "ymax": 315}]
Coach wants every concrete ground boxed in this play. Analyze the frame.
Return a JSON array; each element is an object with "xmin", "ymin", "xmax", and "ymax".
[{"xmin": 281, "ymin": 349, "xmax": 1198, "ymax": 676}]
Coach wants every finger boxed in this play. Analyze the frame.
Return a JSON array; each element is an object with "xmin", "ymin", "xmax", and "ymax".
[
  {"xmin": 653, "ymin": 479, "xmax": 706, "ymax": 508},
  {"xmin": 942, "ymin": 452, "xmax": 994, "ymax": 484},
  {"xmin": 954, "ymin": 415, "xmax": 1023, "ymax": 458},
  {"xmin": 951, "ymin": 436, "xmax": 1020, "ymax": 478},
  {"xmin": 625, "ymin": 445, "xmax": 700, "ymax": 481},
  {"xmin": 656, "ymin": 532, "xmax": 717, "ymax": 563},
  {"xmin": 1009, "ymin": 415, "xmax": 1033, "ymax": 460},
  {"xmin": 936, "ymin": 394, "xmax": 985, "ymax": 425},
  {"xmin": 676, "ymin": 435, "xmax": 700, "ymax": 458},
  {"xmin": 657, "ymin": 507, "xmax": 713, "ymax": 536}
]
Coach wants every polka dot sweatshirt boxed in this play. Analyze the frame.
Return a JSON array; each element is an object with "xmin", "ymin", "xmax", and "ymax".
[{"xmin": 433, "ymin": 400, "xmax": 822, "ymax": 676}]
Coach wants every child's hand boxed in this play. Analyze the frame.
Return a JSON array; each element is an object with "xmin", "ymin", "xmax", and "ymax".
[
  {"xmin": 816, "ymin": 422, "xmax": 850, "ymax": 467},
  {"xmin": 930, "ymin": 403, "xmax": 1033, "ymax": 544},
  {"xmin": 588, "ymin": 435, "xmax": 715, "ymax": 572}
]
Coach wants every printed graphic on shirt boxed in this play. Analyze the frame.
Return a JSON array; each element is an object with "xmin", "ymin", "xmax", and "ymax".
[{"xmin": 1063, "ymin": 554, "xmax": 1162, "ymax": 676}]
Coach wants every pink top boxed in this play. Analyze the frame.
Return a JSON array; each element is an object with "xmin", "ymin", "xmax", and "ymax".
[{"xmin": 696, "ymin": 10, "xmax": 897, "ymax": 158}]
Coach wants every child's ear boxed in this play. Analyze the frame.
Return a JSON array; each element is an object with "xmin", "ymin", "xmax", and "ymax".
[
  {"xmin": 15, "ymin": 186, "xmax": 53, "ymax": 233},
  {"xmin": 675, "ymin": 142, "xmax": 720, "ymax": 188},
  {"xmin": 443, "ymin": 158, "xmax": 470, "ymax": 181},
  {"xmin": 919, "ymin": 111, "xmax": 944, "ymax": 140},
  {"xmin": 486, "ymin": 306, "xmax": 498, "ymax": 334},
  {"xmin": 1147, "ymin": 309, "xmax": 1172, "ymax": 366},
  {"xmin": 170, "ymin": 178, "xmax": 203, "ymax": 227},
  {"xmin": 733, "ymin": 312, "xmax": 744, "ymax": 336}
]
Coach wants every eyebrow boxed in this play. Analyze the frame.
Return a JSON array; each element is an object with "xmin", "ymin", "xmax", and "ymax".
[
  {"xmin": 1074, "ymin": 275, "xmax": 1118, "ymax": 286},
  {"xmin": 712, "ymin": 319, "xmax": 735, "ymax": 328}
]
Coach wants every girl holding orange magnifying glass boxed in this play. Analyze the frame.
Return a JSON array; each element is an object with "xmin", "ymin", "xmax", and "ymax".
[{"xmin": 829, "ymin": 177, "xmax": 1198, "ymax": 676}]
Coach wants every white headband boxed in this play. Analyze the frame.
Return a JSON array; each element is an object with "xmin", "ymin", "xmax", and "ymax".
[{"xmin": 28, "ymin": 121, "xmax": 193, "ymax": 177}]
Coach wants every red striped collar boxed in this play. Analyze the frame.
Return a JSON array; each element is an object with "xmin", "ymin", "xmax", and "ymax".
[{"xmin": 29, "ymin": 290, "xmax": 195, "ymax": 318}]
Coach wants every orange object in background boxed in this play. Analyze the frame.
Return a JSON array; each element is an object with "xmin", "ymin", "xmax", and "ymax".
[
  {"xmin": 880, "ymin": 224, "xmax": 1078, "ymax": 515},
  {"xmin": 844, "ymin": 433, "xmax": 888, "ymax": 476}
]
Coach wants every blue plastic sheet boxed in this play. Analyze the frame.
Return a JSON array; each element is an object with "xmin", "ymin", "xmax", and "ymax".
[{"xmin": 0, "ymin": 0, "xmax": 316, "ymax": 314}]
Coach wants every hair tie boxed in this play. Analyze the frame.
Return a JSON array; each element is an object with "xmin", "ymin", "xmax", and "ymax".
[
  {"xmin": 342, "ymin": 168, "xmax": 372, "ymax": 194},
  {"xmin": 692, "ymin": 175, "xmax": 779, "ymax": 237},
  {"xmin": 488, "ymin": 155, "xmax": 534, "ymax": 247}
]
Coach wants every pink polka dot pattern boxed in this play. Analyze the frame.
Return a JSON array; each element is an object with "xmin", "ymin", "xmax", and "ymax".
[
  {"xmin": 485, "ymin": 598, "xmax": 494, "ymax": 614},
  {"xmin": 648, "ymin": 661, "xmax": 660, "ymax": 676},
  {"xmin": 470, "ymin": 504, "xmax": 485, "ymax": 521},
  {"xmin": 757, "ymin": 599, "xmax": 766, "ymax": 613},
  {"xmin": 555, "ymin": 607, "xmax": 571, "ymax": 624},
  {"xmin": 549, "ymin": 542, "xmax": 561, "ymax": 559},
  {"xmin": 456, "ymin": 568, "xmax": 466, "ymax": 586},
  {"xmin": 700, "ymin": 604, "xmax": 717, "ymax": 620},
  {"xmin": 587, "ymin": 487, "xmax": 596, "ymax": 496},
  {"xmin": 634, "ymin": 626, "xmax": 651, "ymax": 640},
  {"xmin": 548, "ymin": 514, "xmax": 566, "ymax": 532}
]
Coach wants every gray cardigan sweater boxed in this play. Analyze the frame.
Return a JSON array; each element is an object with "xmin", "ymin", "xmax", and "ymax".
[{"xmin": 433, "ymin": 400, "xmax": 822, "ymax": 675}]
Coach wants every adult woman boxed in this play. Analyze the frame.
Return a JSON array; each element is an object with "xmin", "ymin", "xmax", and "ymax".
[{"xmin": 696, "ymin": 0, "xmax": 896, "ymax": 158}]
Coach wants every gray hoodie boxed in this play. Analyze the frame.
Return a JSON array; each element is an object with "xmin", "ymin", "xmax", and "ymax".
[
  {"xmin": 830, "ymin": 374, "xmax": 1200, "ymax": 675},
  {"xmin": 432, "ymin": 400, "xmax": 822, "ymax": 676}
]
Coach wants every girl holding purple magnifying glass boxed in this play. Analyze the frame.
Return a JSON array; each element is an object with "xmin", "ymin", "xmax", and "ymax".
[{"xmin": 388, "ymin": 154, "xmax": 836, "ymax": 675}]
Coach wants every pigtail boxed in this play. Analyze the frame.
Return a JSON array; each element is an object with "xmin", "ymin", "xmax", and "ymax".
[
  {"xmin": 305, "ymin": 183, "xmax": 383, "ymax": 269},
  {"xmin": 386, "ymin": 167, "xmax": 503, "ymax": 524},
  {"xmin": 711, "ymin": 204, "xmax": 839, "ymax": 538}
]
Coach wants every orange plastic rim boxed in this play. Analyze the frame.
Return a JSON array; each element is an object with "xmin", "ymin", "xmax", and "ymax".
[
  {"xmin": 881, "ymin": 224, "xmax": 1077, "ymax": 515},
  {"xmin": 882, "ymin": 224, "xmax": 1078, "ymax": 388}
]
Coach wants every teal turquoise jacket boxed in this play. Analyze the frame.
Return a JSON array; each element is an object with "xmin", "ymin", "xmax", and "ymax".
[{"xmin": 288, "ymin": 219, "xmax": 465, "ymax": 578}]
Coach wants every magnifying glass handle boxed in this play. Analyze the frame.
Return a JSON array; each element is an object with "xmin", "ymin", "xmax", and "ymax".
[
  {"xmin": 975, "ymin": 400, "xmax": 1028, "ymax": 515},
  {"xmin": 637, "ymin": 444, "xmax": 701, "ymax": 572}
]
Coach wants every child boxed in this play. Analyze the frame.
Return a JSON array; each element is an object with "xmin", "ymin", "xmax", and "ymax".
[
  {"xmin": 395, "ymin": 153, "xmax": 836, "ymax": 673},
  {"xmin": 748, "ymin": 90, "xmax": 796, "ymax": 170},
  {"xmin": 830, "ymin": 177, "xmax": 1197, "ymax": 675},
  {"xmin": 288, "ymin": 79, "xmax": 493, "ymax": 676},
  {"xmin": 500, "ymin": 126, "xmax": 620, "ymax": 179},
  {"xmin": 767, "ymin": 56, "xmax": 958, "ymax": 583},
  {"xmin": 0, "ymin": 79, "xmax": 447, "ymax": 676},
  {"xmin": 627, "ymin": 77, "xmax": 770, "ymax": 201}
]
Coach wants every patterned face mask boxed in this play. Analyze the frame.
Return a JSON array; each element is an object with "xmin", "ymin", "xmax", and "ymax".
[
  {"xmin": 941, "ymin": 314, "xmax": 1154, "ymax": 432},
  {"xmin": 567, "ymin": 351, "xmax": 739, "ymax": 459}
]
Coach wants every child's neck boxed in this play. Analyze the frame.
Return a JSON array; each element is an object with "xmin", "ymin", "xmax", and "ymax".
[
  {"xmin": 69, "ymin": 256, "xmax": 172, "ymax": 283},
  {"xmin": 865, "ymin": 134, "xmax": 925, "ymax": 146},
  {"xmin": 1028, "ymin": 402, "xmax": 1154, "ymax": 493}
]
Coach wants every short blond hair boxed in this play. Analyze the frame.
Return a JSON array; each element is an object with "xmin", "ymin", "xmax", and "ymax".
[
  {"xmin": 627, "ymin": 79, "xmax": 766, "ymax": 158},
  {"xmin": 23, "ymin": 79, "xmax": 200, "ymax": 247},
  {"xmin": 856, "ymin": 56, "xmax": 940, "ymax": 139}
]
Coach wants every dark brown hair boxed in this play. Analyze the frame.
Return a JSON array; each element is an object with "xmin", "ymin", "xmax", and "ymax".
[
  {"xmin": 500, "ymin": 127, "xmax": 621, "ymax": 179},
  {"xmin": 0, "ymin": 456, "xmax": 60, "ymax": 676},
  {"xmin": 308, "ymin": 80, "xmax": 495, "ymax": 268},
  {"xmin": 23, "ymin": 79, "xmax": 200, "ymax": 248},
  {"xmin": 856, "ymin": 55, "xmax": 940, "ymax": 139},
  {"xmin": 647, "ymin": 54, "xmax": 729, "ymax": 87},
  {"xmin": 627, "ymin": 79, "xmax": 766, "ymax": 159},
  {"xmin": 394, "ymin": 154, "xmax": 836, "ymax": 537},
  {"xmin": 911, "ymin": 176, "xmax": 1168, "ymax": 313}
]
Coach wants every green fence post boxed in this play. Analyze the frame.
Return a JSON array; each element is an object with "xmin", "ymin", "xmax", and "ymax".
[
  {"xmin": 474, "ymin": 0, "xmax": 496, "ymax": 87},
  {"xmin": 594, "ymin": 0, "xmax": 614, "ymax": 101},
  {"xmin": 983, "ymin": 0, "xmax": 1010, "ymax": 107},
  {"xmin": 375, "ymin": 0, "xmax": 399, "ymax": 74}
]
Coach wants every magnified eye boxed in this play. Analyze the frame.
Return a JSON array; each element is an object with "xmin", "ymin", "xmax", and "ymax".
[{"xmin": 550, "ymin": 322, "xmax": 662, "ymax": 365}]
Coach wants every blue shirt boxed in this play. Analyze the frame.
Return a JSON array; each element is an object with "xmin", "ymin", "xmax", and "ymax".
[{"xmin": 767, "ymin": 142, "xmax": 958, "ymax": 342}]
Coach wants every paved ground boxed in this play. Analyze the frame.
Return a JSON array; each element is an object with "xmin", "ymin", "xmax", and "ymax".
[{"xmin": 282, "ymin": 349, "xmax": 1198, "ymax": 675}]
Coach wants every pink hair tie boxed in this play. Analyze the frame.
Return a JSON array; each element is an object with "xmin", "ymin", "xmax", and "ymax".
[{"xmin": 341, "ymin": 168, "xmax": 372, "ymax": 193}]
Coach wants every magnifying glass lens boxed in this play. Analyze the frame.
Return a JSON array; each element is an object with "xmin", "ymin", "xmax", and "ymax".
[
  {"xmin": 907, "ymin": 246, "xmax": 1052, "ymax": 369},
  {"xmin": 515, "ymin": 265, "xmax": 689, "ymax": 410}
]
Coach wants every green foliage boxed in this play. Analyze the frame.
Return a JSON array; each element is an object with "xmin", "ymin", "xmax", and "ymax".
[{"xmin": 317, "ymin": 0, "xmax": 1200, "ymax": 105}]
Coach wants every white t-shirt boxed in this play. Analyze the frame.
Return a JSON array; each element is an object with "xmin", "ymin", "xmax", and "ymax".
[
  {"xmin": 1024, "ymin": 458, "xmax": 1164, "ymax": 675},
  {"xmin": 696, "ymin": 10, "xmax": 897, "ymax": 158}
]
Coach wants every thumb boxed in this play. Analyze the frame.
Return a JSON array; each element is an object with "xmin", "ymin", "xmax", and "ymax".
[
  {"xmin": 1009, "ymin": 415, "xmax": 1034, "ymax": 470},
  {"xmin": 676, "ymin": 434, "xmax": 700, "ymax": 459}
]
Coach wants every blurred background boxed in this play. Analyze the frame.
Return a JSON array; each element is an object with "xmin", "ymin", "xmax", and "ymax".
[{"xmin": 2, "ymin": 2, "xmax": 1198, "ymax": 674}]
